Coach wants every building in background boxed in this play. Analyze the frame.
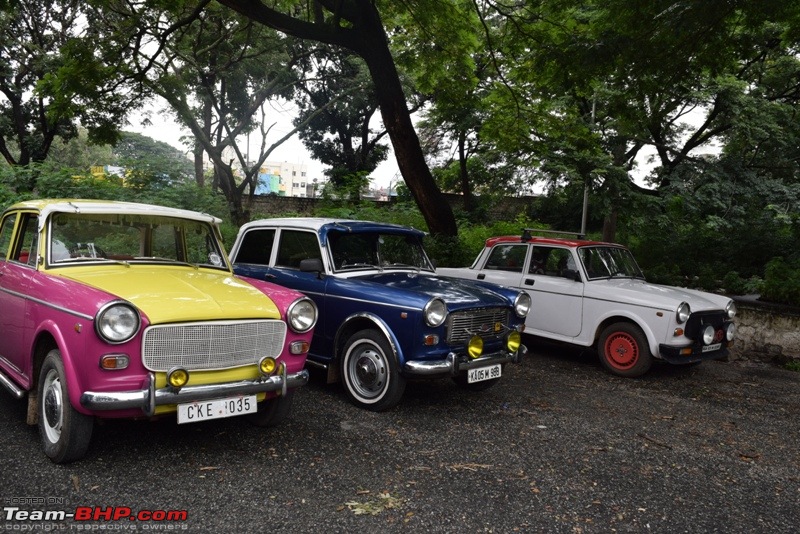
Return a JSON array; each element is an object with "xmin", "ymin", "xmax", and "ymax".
[{"xmin": 252, "ymin": 161, "xmax": 322, "ymax": 198}]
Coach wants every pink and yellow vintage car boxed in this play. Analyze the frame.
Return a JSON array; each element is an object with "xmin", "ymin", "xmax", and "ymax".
[{"xmin": 0, "ymin": 199, "xmax": 317, "ymax": 463}]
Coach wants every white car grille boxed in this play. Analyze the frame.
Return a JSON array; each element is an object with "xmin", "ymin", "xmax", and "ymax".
[
  {"xmin": 446, "ymin": 308, "xmax": 509, "ymax": 344},
  {"xmin": 142, "ymin": 320, "xmax": 286, "ymax": 372}
]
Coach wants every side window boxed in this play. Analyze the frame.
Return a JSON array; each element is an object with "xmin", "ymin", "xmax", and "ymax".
[
  {"xmin": 234, "ymin": 229, "xmax": 276, "ymax": 265},
  {"xmin": 485, "ymin": 244, "xmax": 527, "ymax": 273},
  {"xmin": 275, "ymin": 230, "xmax": 321, "ymax": 269},
  {"xmin": 531, "ymin": 247, "xmax": 575, "ymax": 277},
  {"xmin": 15, "ymin": 215, "xmax": 39, "ymax": 266},
  {"xmin": 0, "ymin": 213, "xmax": 18, "ymax": 262}
]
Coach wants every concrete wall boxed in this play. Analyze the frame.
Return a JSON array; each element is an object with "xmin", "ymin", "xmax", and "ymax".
[{"xmin": 729, "ymin": 297, "xmax": 800, "ymax": 364}]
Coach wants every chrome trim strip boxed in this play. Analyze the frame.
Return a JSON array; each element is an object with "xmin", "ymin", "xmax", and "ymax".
[
  {"xmin": 0, "ymin": 369, "xmax": 25, "ymax": 399},
  {"xmin": 80, "ymin": 369, "xmax": 309, "ymax": 414},
  {"xmin": 0, "ymin": 287, "xmax": 94, "ymax": 320}
]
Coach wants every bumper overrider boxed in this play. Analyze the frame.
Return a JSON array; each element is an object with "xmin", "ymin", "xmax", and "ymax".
[
  {"xmin": 81, "ymin": 363, "xmax": 309, "ymax": 416},
  {"xmin": 403, "ymin": 346, "xmax": 527, "ymax": 378}
]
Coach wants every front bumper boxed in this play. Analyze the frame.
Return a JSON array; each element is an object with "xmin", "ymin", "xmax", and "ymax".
[
  {"xmin": 658, "ymin": 343, "xmax": 730, "ymax": 364},
  {"xmin": 403, "ymin": 345, "xmax": 527, "ymax": 378},
  {"xmin": 81, "ymin": 364, "xmax": 309, "ymax": 416}
]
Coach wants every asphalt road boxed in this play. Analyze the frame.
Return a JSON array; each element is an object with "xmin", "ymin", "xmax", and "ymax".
[{"xmin": 1, "ymin": 337, "xmax": 798, "ymax": 533}]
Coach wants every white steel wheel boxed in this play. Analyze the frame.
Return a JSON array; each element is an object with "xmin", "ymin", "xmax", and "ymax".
[{"xmin": 340, "ymin": 329, "xmax": 405, "ymax": 411}]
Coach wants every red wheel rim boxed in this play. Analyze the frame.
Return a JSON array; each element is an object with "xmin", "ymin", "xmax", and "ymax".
[{"xmin": 604, "ymin": 332, "xmax": 639, "ymax": 370}]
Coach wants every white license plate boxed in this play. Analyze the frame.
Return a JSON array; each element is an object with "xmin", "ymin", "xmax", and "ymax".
[
  {"xmin": 467, "ymin": 364, "xmax": 502, "ymax": 383},
  {"xmin": 702, "ymin": 343, "xmax": 722, "ymax": 353},
  {"xmin": 177, "ymin": 395, "xmax": 257, "ymax": 424}
]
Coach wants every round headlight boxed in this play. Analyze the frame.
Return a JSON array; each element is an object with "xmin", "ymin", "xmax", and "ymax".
[
  {"xmin": 726, "ymin": 322, "xmax": 736, "ymax": 341},
  {"xmin": 676, "ymin": 302, "xmax": 691, "ymax": 324},
  {"xmin": 702, "ymin": 325, "xmax": 715, "ymax": 345},
  {"xmin": 424, "ymin": 298, "xmax": 447, "ymax": 327},
  {"xmin": 96, "ymin": 302, "xmax": 140, "ymax": 344},
  {"xmin": 514, "ymin": 292, "xmax": 532, "ymax": 318},
  {"xmin": 288, "ymin": 298, "xmax": 318, "ymax": 333},
  {"xmin": 725, "ymin": 301, "xmax": 737, "ymax": 319}
]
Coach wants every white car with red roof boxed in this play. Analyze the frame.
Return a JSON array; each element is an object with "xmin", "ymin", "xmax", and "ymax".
[{"xmin": 438, "ymin": 230, "xmax": 736, "ymax": 377}]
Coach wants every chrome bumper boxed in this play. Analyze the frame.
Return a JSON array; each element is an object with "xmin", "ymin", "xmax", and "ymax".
[
  {"xmin": 81, "ymin": 365, "xmax": 309, "ymax": 416},
  {"xmin": 403, "ymin": 345, "xmax": 527, "ymax": 377}
]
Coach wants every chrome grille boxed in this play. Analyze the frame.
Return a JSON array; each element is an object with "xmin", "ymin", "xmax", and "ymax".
[
  {"xmin": 142, "ymin": 320, "xmax": 286, "ymax": 372},
  {"xmin": 446, "ymin": 308, "xmax": 509, "ymax": 344}
]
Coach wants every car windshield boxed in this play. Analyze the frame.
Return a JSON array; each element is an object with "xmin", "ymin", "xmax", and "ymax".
[
  {"xmin": 328, "ymin": 232, "xmax": 433, "ymax": 272},
  {"xmin": 48, "ymin": 212, "xmax": 228, "ymax": 269},
  {"xmin": 578, "ymin": 246, "xmax": 645, "ymax": 280}
]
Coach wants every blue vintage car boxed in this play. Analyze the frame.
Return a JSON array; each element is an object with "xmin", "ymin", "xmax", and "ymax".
[{"xmin": 230, "ymin": 218, "xmax": 530, "ymax": 411}]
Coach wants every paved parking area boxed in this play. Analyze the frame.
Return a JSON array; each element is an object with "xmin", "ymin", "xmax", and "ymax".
[{"xmin": 1, "ymin": 338, "xmax": 798, "ymax": 532}]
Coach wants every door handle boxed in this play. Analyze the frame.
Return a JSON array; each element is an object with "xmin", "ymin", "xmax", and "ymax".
[
  {"xmin": 524, "ymin": 278, "xmax": 534, "ymax": 286},
  {"xmin": 477, "ymin": 274, "xmax": 485, "ymax": 280},
  {"xmin": 264, "ymin": 273, "xmax": 277, "ymax": 280}
]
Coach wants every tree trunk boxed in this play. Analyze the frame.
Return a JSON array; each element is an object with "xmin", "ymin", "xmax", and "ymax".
[{"xmin": 215, "ymin": 0, "xmax": 458, "ymax": 237}]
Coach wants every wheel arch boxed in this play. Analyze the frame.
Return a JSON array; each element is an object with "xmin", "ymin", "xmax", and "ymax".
[
  {"xmin": 332, "ymin": 313, "xmax": 403, "ymax": 380},
  {"xmin": 592, "ymin": 314, "xmax": 659, "ymax": 356},
  {"xmin": 29, "ymin": 321, "xmax": 87, "ymax": 417}
]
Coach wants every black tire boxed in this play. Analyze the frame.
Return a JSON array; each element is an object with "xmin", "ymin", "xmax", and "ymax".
[
  {"xmin": 452, "ymin": 364, "xmax": 505, "ymax": 391},
  {"xmin": 340, "ymin": 329, "xmax": 405, "ymax": 411},
  {"xmin": 247, "ymin": 391, "xmax": 295, "ymax": 428},
  {"xmin": 597, "ymin": 323, "xmax": 653, "ymax": 377},
  {"xmin": 38, "ymin": 349, "xmax": 94, "ymax": 463}
]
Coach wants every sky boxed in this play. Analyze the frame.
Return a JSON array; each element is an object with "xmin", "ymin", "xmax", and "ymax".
[{"xmin": 127, "ymin": 101, "xmax": 401, "ymax": 190}]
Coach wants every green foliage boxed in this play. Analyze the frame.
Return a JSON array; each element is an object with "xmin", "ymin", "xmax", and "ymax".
[
  {"xmin": 762, "ymin": 258, "xmax": 800, "ymax": 307},
  {"xmin": 722, "ymin": 272, "xmax": 764, "ymax": 296},
  {"xmin": 785, "ymin": 360, "xmax": 800, "ymax": 372}
]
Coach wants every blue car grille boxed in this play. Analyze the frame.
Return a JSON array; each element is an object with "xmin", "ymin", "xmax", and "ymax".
[
  {"xmin": 446, "ymin": 307, "xmax": 509, "ymax": 345},
  {"xmin": 142, "ymin": 320, "xmax": 286, "ymax": 372}
]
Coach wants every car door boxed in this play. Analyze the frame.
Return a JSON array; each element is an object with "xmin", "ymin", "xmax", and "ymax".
[
  {"xmin": 521, "ymin": 246, "xmax": 584, "ymax": 338},
  {"xmin": 0, "ymin": 212, "xmax": 39, "ymax": 379}
]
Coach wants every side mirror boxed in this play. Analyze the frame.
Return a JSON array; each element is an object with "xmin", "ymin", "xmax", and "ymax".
[
  {"xmin": 562, "ymin": 268, "xmax": 581, "ymax": 282},
  {"xmin": 299, "ymin": 258, "xmax": 324, "ymax": 274}
]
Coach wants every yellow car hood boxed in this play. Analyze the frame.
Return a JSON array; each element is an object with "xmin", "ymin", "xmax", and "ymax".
[{"xmin": 59, "ymin": 266, "xmax": 280, "ymax": 324}]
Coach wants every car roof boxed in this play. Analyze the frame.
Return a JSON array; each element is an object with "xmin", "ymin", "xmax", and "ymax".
[
  {"xmin": 240, "ymin": 217, "xmax": 426, "ymax": 246},
  {"xmin": 6, "ymin": 199, "xmax": 222, "ymax": 231},
  {"xmin": 485, "ymin": 235, "xmax": 620, "ymax": 248}
]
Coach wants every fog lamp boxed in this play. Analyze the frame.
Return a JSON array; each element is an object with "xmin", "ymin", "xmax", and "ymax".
[
  {"xmin": 702, "ymin": 325, "xmax": 715, "ymax": 345},
  {"xmin": 506, "ymin": 330, "xmax": 522, "ymax": 353},
  {"xmin": 726, "ymin": 323, "xmax": 736, "ymax": 341},
  {"xmin": 467, "ymin": 335, "xmax": 484, "ymax": 359},
  {"xmin": 167, "ymin": 368, "xmax": 189, "ymax": 388},
  {"xmin": 259, "ymin": 356, "xmax": 278, "ymax": 376}
]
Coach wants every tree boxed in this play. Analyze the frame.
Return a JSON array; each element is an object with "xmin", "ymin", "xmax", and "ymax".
[
  {"xmin": 96, "ymin": 1, "xmax": 324, "ymax": 225},
  {"xmin": 113, "ymin": 132, "xmax": 196, "ymax": 188},
  {"xmin": 0, "ymin": 0, "xmax": 135, "ymax": 184},
  {"xmin": 216, "ymin": 0, "xmax": 458, "ymax": 236},
  {"xmin": 292, "ymin": 45, "xmax": 390, "ymax": 198},
  {"xmin": 473, "ymin": 0, "xmax": 800, "ymax": 240}
]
